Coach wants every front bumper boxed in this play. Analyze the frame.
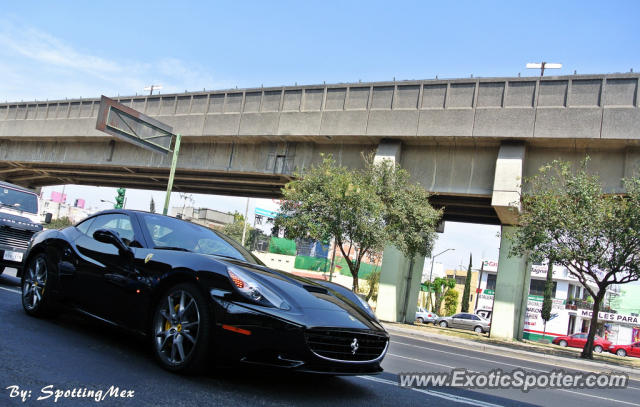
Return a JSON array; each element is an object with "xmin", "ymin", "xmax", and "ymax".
[{"xmin": 210, "ymin": 299, "xmax": 388, "ymax": 375}]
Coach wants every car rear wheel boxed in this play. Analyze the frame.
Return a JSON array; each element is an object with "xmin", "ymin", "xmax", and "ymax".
[
  {"xmin": 21, "ymin": 253, "xmax": 54, "ymax": 317},
  {"xmin": 474, "ymin": 326, "xmax": 483, "ymax": 334},
  {"xmin": 439, "ymin": 321, "xmax": 448, "ymax": 328},
  {"xmin": 559, "ymin": 340, "xmax": 568, "ymax": 347},
  {"xmin": 594, "ymin": 345, "xmax": 603, "ymax": 353},
  {"xmin": 152, "ymin": 283, "xmax": 212, "ymax": 374},
  {"xmin": 416, "ymin": 317, "xmax": 424, "ymax": 324},
  {"xmin": 616, "ymin": 349, "xmax": 627, "ymax": 357}
]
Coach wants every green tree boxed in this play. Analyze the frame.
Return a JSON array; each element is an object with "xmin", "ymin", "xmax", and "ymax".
[
  {"xmin": 149, "ymin": 197, "xmax": 156, "ymax": 214},
  {"xmin": 541, "ymin": 261, "xmax": 554, "ymax": 341},
  {"xmin": 510, "ymin": 159, "xmax": 640, "ymax": 359},
  {"xmin": 444, "ymin": 289, "xmax": 459, "ymax": 316},
  {"xmin": 276, "ymin": 155, "xmax": 441, "ymax": 291},
  {"xmin": 461, "ymin": 254, "xmax": 472, "ymax": 313},
  {"xmin": 365, "ymin": 269, "xmax": 381, "ymax": 302},
  {"xmin": 222, "ymin": 212, "xmax": 254, "ymax": 248},
  {"xmin": 426, "ymin": 277, "xmax": 456, "ymax": 314}
]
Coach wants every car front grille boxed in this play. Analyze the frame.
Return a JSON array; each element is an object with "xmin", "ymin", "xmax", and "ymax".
[
  {"xmin": 305, "ymin": 329, "xmax": 388, "ymax": 362},
  {"xmin": 0, "ymin": 227, "xmax": 34, "ymax": 251}
]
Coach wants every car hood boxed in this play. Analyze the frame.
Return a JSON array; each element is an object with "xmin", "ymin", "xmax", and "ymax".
[{"xmin": 212, "ymin": 256, "xmax": 386, "ymax": 333}]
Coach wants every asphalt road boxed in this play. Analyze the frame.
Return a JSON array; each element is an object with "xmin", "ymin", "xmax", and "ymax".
[{"xmin": 1, "ymin": 269, "xmax": 639, "ymax": 407}]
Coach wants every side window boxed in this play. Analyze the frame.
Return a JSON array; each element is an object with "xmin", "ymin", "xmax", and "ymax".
[
  {"xmin": 75, "ymin": 218, "xmax": 94, "ymax": 235},
  {"xmin": 471, "ymin": 315, "xmax": 480, "ymax": 321},
  {"xmin": 87, "ymin": 214, "xmax": 135, "ymax": 245},
  {"xmin": 452, "ymin": 314, "xmax": 462, "ymax": 319}
]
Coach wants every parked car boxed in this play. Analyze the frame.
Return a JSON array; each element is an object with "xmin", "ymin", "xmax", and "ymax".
[
  {"xmin": 435, "ymin": 313, "xmax": 491, "ymax": 333},
  {"xmin": 609, "ymin": 341, "xmax": 640, "ymax": 358},
  {"xmin": 415, "ymin": 307, "xmax": 438, "ymax": 324},
  {"xmin": 552, "ymin": 333, "xmax": 612, "ymax": 353},
  {"xmin": 20, "ymin": 210, "xmax": 389, "ymax": 375}
]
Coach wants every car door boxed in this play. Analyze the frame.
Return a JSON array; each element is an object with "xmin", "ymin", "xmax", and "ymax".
[
  {"xmin": 632, "ymin": 343, "xmax": 640, "ymax": 357},
  {"xmin": 571, "ymin": 334, "xmax": 587, "ymax": 348},
  {"xmin": 450, "ymin": 314, "xmax": 464, "ymax": 328},
  {"xmin": 74, "ymin": 213, "xmax": 145, "ymax": 323}
]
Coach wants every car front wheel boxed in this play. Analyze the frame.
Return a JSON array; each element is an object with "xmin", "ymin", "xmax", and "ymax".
[
  {"xmin": 152, "ymin": 283, "xmax": 212, "ymax": 374},
  {"xmin": 559, "ymin": 340, "xmax": 568, "ymax": 347},
  {"xmin": 22, "ymin": 253, "xmax": 54, "ymax": 317},
  {"xmin": 594, "ymin": 345, "xmax": 603, "ymax": 353},
  {"xmin": 616, "ymin": 349, "xmax": 627, "ymax": 357},
  {"xmin": 439, "ymin": 321, "xmax": 448, "ymax": 328}
]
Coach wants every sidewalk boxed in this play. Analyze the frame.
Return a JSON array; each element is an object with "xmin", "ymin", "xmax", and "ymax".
[{"xmin": 383, "ymin": 322, "xmax": 640, "ymax": 381}]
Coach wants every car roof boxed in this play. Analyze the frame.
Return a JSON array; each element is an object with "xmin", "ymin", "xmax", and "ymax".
[{"xmin": 0, "ymin": 180, "xmax": 37, "ymax": 195}]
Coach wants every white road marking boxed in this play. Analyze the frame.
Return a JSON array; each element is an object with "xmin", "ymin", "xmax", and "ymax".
[
  {"xmin": 357, "ymin": 375, "xmax": 504, "ymax": 407},
  {"xmin": 556, "ymin": 388, "xmax": 640, "ymax": 406},
  {"xmin": 0, "ymin": 285, "xmax": 20, "ymax": 294},
  {"xmin": 390, "ymin": 331, "xmax": 640, "ymax": 385}
]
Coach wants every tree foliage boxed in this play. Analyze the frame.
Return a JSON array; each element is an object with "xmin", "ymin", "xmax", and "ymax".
[
  {"xmin": 149, "ymin": 197, "xmax": 156, "ymax": 214},
  {"xmin": 444, "ymin": 289, "xmax": 459, "ymax": 316},
  {"xmin": 461, "ymin": 254, "xmax": 472, "ymax": 313},
  {"xmin": 510, "ymin": 159, "xmax": 640, "ymax": 358},
  {"xmin": 425, "ymin": 277, "xmax": 456, "ymax": 313},
  {"xmin": 275, "ymin": 155, "xmax": 441, "ymax": 291},
  {"xmin": 540, "ymin": 261, "xmax": 554, "ymax": 340},
  {"xmin": 222, "ymin": 212, "xmax": 254, "ymax": 248}
]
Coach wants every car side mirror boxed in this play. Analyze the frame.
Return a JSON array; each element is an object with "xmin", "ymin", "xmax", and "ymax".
[
  {"xmin": 44, "ymin": 213, "xmax": 53, "ymax": 224},
  {"xmin": 93, "ymin": 229, "xmax": 131, "ymax": 254}
]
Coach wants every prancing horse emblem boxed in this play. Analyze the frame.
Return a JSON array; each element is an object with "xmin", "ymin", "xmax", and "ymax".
[{"xmin": 350, "ymin": 338, "xmax": 359, "ymax": 355}]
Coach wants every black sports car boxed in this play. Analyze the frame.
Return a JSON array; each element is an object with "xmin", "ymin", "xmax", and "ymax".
[{"xmin": 20, "ymin": 210, "xmax": 388, "ymax": 375}]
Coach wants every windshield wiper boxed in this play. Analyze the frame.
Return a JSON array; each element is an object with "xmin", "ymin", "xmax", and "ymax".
[{"xmin": 154, "ymin": 246, "xmax": 192, "ymax": 252}]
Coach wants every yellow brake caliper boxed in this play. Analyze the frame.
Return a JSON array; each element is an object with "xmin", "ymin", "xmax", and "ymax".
[{"xmin": 164, "ymin": 304, "xmax": 180, "ymax": 331}]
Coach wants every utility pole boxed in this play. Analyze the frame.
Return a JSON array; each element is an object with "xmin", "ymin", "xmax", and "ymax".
[{"xmin": 241, "ymin": 198, "xmax": 250, "ymax": 246}]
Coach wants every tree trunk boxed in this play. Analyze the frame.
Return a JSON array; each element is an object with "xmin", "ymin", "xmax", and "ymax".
[
  {"xmin": 581, "ymin": 291, "xmax": 605, "ymax": 359},
  {"xmin": 352, "ymin": 273, "xmax": 359, "ymax": 292}
]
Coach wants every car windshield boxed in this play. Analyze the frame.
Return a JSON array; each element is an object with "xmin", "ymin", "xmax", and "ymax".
[
  {"xmin": 140, "ymin": 214, "xmax": 263, "ymax": 265},
  {"xmin": 0, "ymin": 186, "xmax": 38, "ymax": 214}
]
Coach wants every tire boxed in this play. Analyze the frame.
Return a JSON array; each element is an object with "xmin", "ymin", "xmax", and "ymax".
[
  {"xmin": 151, "ymin": 282, "xmax": 212, "ymax": 374},
  {"xmin": 21, "ymin": 253, "xmax": 55, "ymax": 318},
  {"xmin": 559, "ymin": 340, "xmax": 568, "ymax": 347},
  {"xmin": 474, "ymin": 326, "xmax": 483, "ymax": 334},
  {"xmin": 616, "ymin": 349, "xmax": 626, "ymax": 357},
  {"xmin": 416, "ymin": 317, "xmax": 424, "ymax": 324},
  {"xmin": 594, "ymin": 345, "xmax": 603, "ymax": 353},
  {"xmin": 439, "ymin": 321, "xmax": 448, "ymax": 328}
]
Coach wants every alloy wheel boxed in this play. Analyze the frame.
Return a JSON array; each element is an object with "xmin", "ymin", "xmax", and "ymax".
[
  {"xmin": 23, "ymin": 255, "xmax": 47, "ymax": 311},
  {"xmin": 153, "ymin": 289, "xmax": 201, "ymax": 366}
]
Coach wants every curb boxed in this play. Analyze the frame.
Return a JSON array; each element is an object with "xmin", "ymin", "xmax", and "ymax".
[{"xmin": 383, "ymin": 323, "xmax": 640, "ymax": 381}]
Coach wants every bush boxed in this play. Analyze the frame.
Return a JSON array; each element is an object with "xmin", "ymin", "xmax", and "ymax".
[{"xmin": 444, "ymin": 289, "xmax": 459, "ymax": 316}]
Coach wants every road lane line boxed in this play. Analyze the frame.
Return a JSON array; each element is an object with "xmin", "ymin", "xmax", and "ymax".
[
  {"xmin": 357, "ymin": 375, "xmax": 503, "ymax": 407},
  {"xmin": 556, "ymin": 388, "xmax": 640, "ymax": 406},
  {"xmin": 387, "ymin": 353, "xmax": 464, "ymax": 370},
  {"xmin": 0, "ymin": 286, "xmax": 20, "ymax": 294},
  {"xmin": 390, "ymin": 331, "xmax": 640, "ymax": 384}
]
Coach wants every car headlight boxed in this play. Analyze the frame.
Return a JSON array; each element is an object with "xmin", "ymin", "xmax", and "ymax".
[{"xmin": 226, "ymin": 266, "xmax": 290, "ymax": 310}]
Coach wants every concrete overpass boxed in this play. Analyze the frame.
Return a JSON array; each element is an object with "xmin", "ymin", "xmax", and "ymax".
[{"xmin": 1, "ymin": 73, "xmax": 639, "ymax": 338}]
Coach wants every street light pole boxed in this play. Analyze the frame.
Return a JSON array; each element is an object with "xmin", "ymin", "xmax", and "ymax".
[{"xmin": 426, "ymin": 248, "xmax": 455, "ymax": 312}]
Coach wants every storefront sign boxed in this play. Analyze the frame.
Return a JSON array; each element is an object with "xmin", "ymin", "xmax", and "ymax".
[{"xmin": 578, "ymin": 309, "xmax": 639, "ymax": 325}]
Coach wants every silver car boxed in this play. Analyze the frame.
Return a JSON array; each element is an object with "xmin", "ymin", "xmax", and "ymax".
[
  {"xmin": 435, "ymin": 313, "xmax": 491, "ymax": 333},
  {"xmin": 415, "ymin": 307, "xmax": 439, "ymax": 324}
]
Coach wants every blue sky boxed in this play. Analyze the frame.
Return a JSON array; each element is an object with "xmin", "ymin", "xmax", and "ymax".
[{"xmin": 1, "ymin": 0, "xmax": 638, "ymax": 270}]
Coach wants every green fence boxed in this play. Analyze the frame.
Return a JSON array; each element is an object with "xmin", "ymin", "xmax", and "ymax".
[
  {"xmin": 269, "ymin": 237, "xmax": 297, "ymax": 256},
  {"xmin": 294, "ymin": 255, "xmax": 330, "ymax": 272}
]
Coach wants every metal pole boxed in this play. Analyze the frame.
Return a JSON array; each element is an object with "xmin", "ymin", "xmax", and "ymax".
[
  {"xmin": 241, "ymin": 198, "xmax": 250, "ymax": 246},
  {"xmin": 163, "ymin": 134, "xmax": 181, "ymax": 216},
  {"xmin": 427, "ymin": 257, "xmax": 435, "ymax": 311}
]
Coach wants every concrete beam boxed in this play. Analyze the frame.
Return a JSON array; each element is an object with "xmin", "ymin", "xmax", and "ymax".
[{"xmin": 491, "ymin": 142, "xmax": 525, "ymax": 225}]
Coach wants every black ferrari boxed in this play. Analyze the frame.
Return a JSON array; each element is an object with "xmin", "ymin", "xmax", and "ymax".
[{"xmin": 20, "ymin": 210, "xmax": 388, "ymax": 375}]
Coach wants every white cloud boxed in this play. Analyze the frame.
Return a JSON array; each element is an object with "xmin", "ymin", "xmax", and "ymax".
[{"xmin": 0, "ymin": 19, "xmax": 233, "ymax": 101}]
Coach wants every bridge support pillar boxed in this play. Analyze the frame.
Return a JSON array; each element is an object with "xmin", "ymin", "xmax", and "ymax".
[
  {"xmin": 489, "ymin": 226, "xmax": 530, "ymax": 340},
  {"xmin": 376, "ymin": 246, "xmax": 425, "ymax": 323},
  {"xmin": 489, "ymin": 141, "xmax": 530, "ymax": 339},
  {"xmin": 372, "ymin": 139, "xmax": 425, "ymax": 323}
]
